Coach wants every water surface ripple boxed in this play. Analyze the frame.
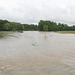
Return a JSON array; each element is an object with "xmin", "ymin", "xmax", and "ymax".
[{"xmin": 0, "ymin": 31, "xmax": 75, "ymax": 75}]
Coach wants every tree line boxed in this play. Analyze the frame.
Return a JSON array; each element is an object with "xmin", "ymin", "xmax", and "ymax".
[
  {"xmin": 0, "ymin": 19, "xmax": 38, "ymax": 31},
  {"xmin": 0, "ymin": 19, "xmax": 75, "ymax": 31},
  {"xmin": 38, "ymin": 20, "xmax": 75, "ymax": 31}
]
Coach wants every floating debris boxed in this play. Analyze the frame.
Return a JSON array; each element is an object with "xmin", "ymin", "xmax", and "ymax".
[{"xmin": 32, "ymin": 42, "xmax": 37, "ymax": 46}]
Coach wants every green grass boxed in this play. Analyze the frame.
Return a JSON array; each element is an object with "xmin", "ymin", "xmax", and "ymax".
[
  {"xmin": 0, "ymin": 31, "xmax": 18, "ymax": 33},
  {"xmin": 57, "ymin": 31, "xmax": 75, "ymax": 33}
]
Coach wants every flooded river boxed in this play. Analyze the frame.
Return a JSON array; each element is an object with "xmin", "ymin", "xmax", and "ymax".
[{"xmin": 0, "ymin": 31, "xmax": 75, "ymax": 75}]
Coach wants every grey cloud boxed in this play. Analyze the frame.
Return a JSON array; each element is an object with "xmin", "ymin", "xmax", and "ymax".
[{"xmin": 0, "ymin": 0, "xmax": 75, "ymax": 25}]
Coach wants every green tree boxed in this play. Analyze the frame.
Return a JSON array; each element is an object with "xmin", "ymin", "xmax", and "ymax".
[
  {"xmin": 43, "ymin": 25, "xmax": 48, "ymax": 31},
  {"xmin": 0, "ymin": 20, "xmax": 9, "ymax": 31},
  {"xmin": 4, "ymin": 23, "xmax": 11, "ymax": 31}
]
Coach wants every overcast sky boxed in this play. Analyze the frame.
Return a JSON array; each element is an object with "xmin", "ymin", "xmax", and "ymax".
[{"xmin": 0, "ymin": 0, "xmax": 75, "ymax": 25}]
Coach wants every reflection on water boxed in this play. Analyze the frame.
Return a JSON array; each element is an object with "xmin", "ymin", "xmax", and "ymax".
[
  {"xmin": 0, "ymin": 34, "xmax": 5, "ymax": 39},
  {"xmin": 0, "ymin": 31, "xmax": 75, "ymax": 75},
  {"xmin": 0, "ymin": 33, "xmax": 19, "ymax": 39}
]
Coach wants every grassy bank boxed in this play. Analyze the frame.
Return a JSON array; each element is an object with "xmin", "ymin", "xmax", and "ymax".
[
  {"xmin": 0, "ymin": 31, "xmax": 16, "ymax": 33},
  {"xmin": 57, "ymin": 31, "xmax": 75, "ymax": 33}
]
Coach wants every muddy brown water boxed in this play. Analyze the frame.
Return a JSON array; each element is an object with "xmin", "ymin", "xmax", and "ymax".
[{"xmin": 0, "ymin": 31, "xmax": 75, "ymax": 75}]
